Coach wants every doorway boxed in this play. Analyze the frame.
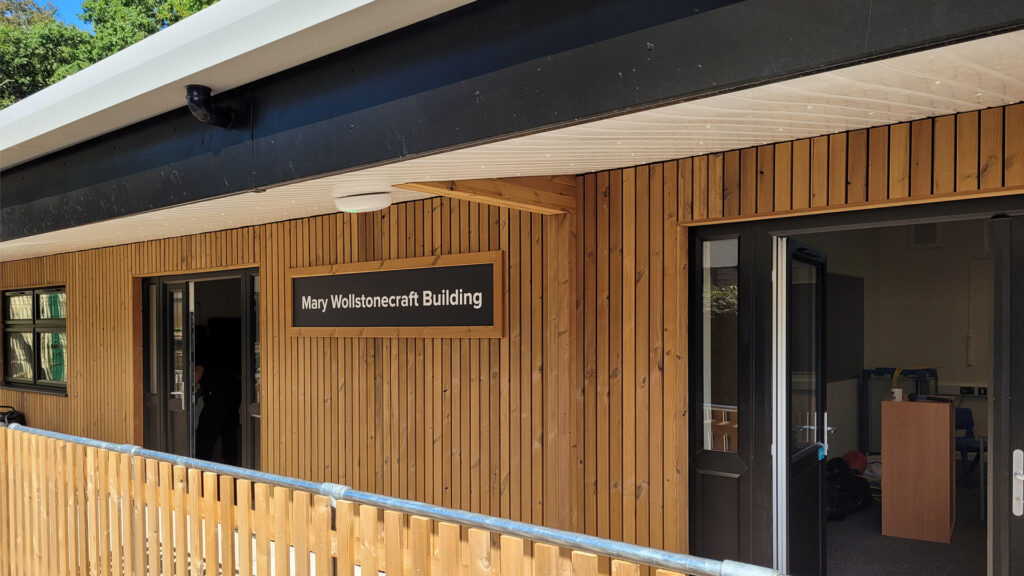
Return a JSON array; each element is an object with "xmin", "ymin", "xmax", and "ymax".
[
  {"xmin": 142, "ymin": 270, "xmax": 261, "ymax": 469},
  {"xmin": 688, "ymin": 196, "xmax": 1024, "ymax": 576}
]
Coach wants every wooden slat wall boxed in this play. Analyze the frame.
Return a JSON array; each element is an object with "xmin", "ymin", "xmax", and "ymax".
[
  {"xmin": 2, "ymin": 101, "xmax": 1021, "ymax": 558},
  {"xmin": 0, "ymin": 228, "xmax": 264, "ymax": 443},
  {"xmin": 256, "ymin": 199, "xmax": 582, "ymax": 534},
  {"xmin": 670, "ymin": 103, "xmax": 1024, "ymax": 223}
]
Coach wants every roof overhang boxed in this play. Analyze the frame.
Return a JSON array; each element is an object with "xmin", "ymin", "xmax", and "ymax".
[
  {"xmin": 3, "ymin": 29, "xmax": 1023, "ymax": 262},
  {"xmin": 0, "ymin": 0, "xmax": 472, "ymax": 169},
  {"xmin": 3, "ymin": 0, "xmax": 1024, "ymax": 257}
]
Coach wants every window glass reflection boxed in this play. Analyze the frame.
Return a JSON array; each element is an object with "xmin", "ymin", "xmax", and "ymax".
[
  {"xmin": 39, "ymin": 332, "xmax": 67, "ymax": 383},
  {"xmin": 38, "ymin": 292, "xmax": 67, "ymax": 319},
  {"xmin": 702, "ymin": 238, "xmax": 739, "ymax": 452},
  {"xmin": 5, "ymin": 294, "xmax": 32, "ymax": 321},
  {"xmin": 5, "ymin": 333, "xmax": 34, "ymax": 380}
]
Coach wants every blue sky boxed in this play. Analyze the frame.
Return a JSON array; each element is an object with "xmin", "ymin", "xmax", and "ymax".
[{"xmin": 50, "ymin": 0, "xmax": 92, "ymax": 32}]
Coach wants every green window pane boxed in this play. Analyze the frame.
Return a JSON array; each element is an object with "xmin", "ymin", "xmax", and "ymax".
[
  {"xmin": 38, "ymin": 292, "xmax": 67, "ymax": 320},
  {"xmin": 5, "ymin": 294, "xmax": 32, "ymax": 320},
  {"xmin": 5, "ymin": 333, "xmax": 34, "ymax": 380},
  {"xmin": 39, "ymin": 332, "xmax": 67, "ymax": 383}
]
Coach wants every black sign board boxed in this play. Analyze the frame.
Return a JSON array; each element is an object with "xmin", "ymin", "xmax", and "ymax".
[{"xmin": 287, "ymin": 251, "xmax": 503, "ymax": 338}]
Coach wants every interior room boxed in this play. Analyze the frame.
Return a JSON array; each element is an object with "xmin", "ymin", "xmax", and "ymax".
[{"xmin": 793, "ymin": 219, "xmax": 991, "ymax": 576}]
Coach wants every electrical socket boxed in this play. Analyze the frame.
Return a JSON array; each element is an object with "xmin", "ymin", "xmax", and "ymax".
[
  {"xmin": 978, "ymin": 387, "xmax": 987, "ymax": 396},
  {"xmin": 960, "ymin": 386, "xmax": 976, "ymax": 395}
]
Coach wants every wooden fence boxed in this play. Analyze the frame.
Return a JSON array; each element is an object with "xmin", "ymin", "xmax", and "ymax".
[{"xmin": 0, "ymin": 427, "xmax": 685, "ymax": 576}]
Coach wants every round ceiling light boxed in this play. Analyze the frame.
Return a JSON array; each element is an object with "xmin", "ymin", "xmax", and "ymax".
[{"xmin": 334, "ymin": 192, "xmax": 394, "ymax": 213}]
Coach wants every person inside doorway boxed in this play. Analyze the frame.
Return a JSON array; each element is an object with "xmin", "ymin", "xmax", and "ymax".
[{"xmin": 194, "ymin": 324, "xmax": 242, "ymax": 464}]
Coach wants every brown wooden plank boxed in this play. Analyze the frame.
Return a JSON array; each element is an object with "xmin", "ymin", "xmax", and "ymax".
[
  {"xmin": 500, "ymin": 535, "xmax": 525, "ymax": 576},
  {"xmin": 846, "ymin": 129, "xmax": 868, "ymax": 203},
  {"xmin": 889, "ymin": 123, "xmax": 911, "ymax": 199},
  {"xmin": 792, "ymin": 139, "xmax": 811, "ymax": 210},
  {"xmin": 395, "ymin": 175, "xmax": 577, "ymax": 214},
  {"xmin": 723, "ymin": 151, "xmax": 741, "ymax": 217},
  {"xmin": 1006, "ymin": 103, "xmax": 1024, "ymax": 187},
  {"xmin": 468, "ymin": 528, "xmax": 491, "ymax": 576},
  {"xmin": 708, "ymin": 153, "xmax": 724, "ymax": 219},
  {"xmin": 810, "ymin": 135, "xmax": 829, "ymax": 207},
  {"xmin": 311, "ymin": 495, "xmax": 331, "ymax": 576},
  {"xmin": 757, "ymin": 145, "xmax": 775, "ymax": 213},
  {"xmin": 678, "ymin": 160, "xmax": 693, "ymax": 223},
  {"xmin": 609, "ymin": 171, "xmax": 623, "ymax": 542},
  {"xmin": 622, "ymin": 165, "xmax": 637, "ymax": 544},
  {"xmin": 910, "ymin": 119, "xmax": 933, "ymax": 197},
  {"xmin": 409, "ymin": 515, "xmax": 431, "ymax": 576},
  {"xmin": 868, "ymin": 126, "xmax": 889, "ymax": 202},
  {"xmin": 740, "ymin": 148, "xmax": 757, "ymax": 216},
  {"xmin": 828, "ymin": 133, "xmax": 847, "ymax": 206},
  {"xmin": 692, "ymin": 157, "xmax": 708, "ymax": 221},
  {"xmin": 957, "ymin": 111, "xmax": 980, "ymax": 192},
  {"xmin": 360, "ymin": 504, "xmax": 379, "ymax": 576},
  {"xmin": 237, "ymin": 480, "xmax": 254, "ymax": 576},
  {"xmin": 774, "ymin": 141, "xmax": 793, "ymax": 211},
  {"xmin": 980, "ymin": 107, "xmax": 1004, "ymax": 189},
  {"xmin": 172, "ymin": 465, "xmax": 186, "ymax": 576}
]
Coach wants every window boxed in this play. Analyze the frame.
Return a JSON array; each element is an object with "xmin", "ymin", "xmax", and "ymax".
[{"xmin": 3, "ymin": 287, "xmax": 67, "ymax": 394}]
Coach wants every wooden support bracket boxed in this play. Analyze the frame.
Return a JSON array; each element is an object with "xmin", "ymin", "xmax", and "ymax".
[{"xmin": 394, "ymin": 175, "xmax": 578, "ymax": 214}]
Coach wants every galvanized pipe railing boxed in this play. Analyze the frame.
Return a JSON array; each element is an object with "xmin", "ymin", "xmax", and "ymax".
[{"xmin": 5, "ymin": 423, "xmax": 785, "ymax": 576}]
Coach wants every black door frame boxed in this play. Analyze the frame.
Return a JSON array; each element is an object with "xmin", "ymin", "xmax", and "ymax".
[
  {"xmin": 689, "ymin": 194, "xmax": 1024, "ymax": 572},
  {"xmin": 142, "ymin": 268, "xmax": 260, "ymax": 469}
]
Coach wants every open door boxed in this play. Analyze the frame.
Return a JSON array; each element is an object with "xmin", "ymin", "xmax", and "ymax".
[
  {"xmin": 989, "ymin": 216, "xmax": 1024, "ymax": 576},
  {"xmin": 776, "ymin": 239, "xmax": 827, "ymax": 576},
  {"xmin": 143, "ymin": 271, "xmax": 260, "ymax": 468}
]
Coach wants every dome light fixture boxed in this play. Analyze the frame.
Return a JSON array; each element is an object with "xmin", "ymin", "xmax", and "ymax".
[{"xmin": 334, "ymin": 192, "xmax": 394, "ymax": 213}]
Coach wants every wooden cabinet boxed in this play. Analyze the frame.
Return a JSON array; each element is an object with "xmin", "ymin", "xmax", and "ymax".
[{"xmin": 881, "ymin": 400, "xmax": 955, "ymax": 543}]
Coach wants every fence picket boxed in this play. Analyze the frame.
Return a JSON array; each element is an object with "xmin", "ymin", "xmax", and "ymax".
[
  {"xmin": 254, "ymin": 483, "xmax": 271, "ymax": 576},
  {"xmin": 236, "ymin": 479, "xmax": 253, "ymax": 576},
  {"xmin": 359, "ymin": 504, "xmax": 379, "ymax": 576},
  {"xmin": 219, "ymin": 476, "xmax": 236, "ymax": 576},
  {"xmin": 0, "ymin": 427, "xmax": 725, "ymax": 576},
  {"xmin": 311, "ymin": 495, "xmax": 331, "ymax": 576},
  {"xmin": 384, "ymin": 509, "xmax": 403, "ymax": 576},
  {"xmin": 202, "ymin": 473, "xmax": 218, "ymax": 576},
  {"xmin": 169, "ymin": 464, "xmax": 184, "ymax": 576},
  {"xmin": 273, "ymin": 486, "xmax": 290, "ymax": 576}
]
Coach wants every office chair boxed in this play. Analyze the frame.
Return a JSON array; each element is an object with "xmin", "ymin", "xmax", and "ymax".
[{"xmin": 955, "ymin": 407, "xmax": 983, "ymax": 483}]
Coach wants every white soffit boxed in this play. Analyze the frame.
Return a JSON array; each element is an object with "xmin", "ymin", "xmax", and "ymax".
[
  {"xmin": 2, "ymin": 30, "xmax": 1024, "ymax": 262},
  {"xmin": 0, "ymin": 0, "xmax": 473, "ymax": 169}
]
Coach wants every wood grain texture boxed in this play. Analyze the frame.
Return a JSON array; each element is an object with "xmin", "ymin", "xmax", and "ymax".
[
  {"xmin": 5, "ymin": 103, "xmax": 1024, "ymax": 563},
  {"xmin": 668, "ymin": 104, "xmax": 1023, "ymax": 223}
]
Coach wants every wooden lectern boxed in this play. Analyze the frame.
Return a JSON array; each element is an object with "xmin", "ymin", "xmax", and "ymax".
[{"xmin": 881, "ymin": 400, "xmax": 955, "ymax": 543}]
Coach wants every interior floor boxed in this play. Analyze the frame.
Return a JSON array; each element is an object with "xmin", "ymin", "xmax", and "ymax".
[{"xmin": 828, "ymin": 465, "xmax": 985, "ymax": 576}]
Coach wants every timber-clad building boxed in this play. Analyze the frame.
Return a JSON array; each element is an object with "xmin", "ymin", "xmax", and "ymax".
[{"xmin": 2, "ymin": 1, "xmax": 1023, "ymax": 574}]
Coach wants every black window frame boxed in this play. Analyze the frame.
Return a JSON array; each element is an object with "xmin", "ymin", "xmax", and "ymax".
[{"xmin": 3, "ymin": 286, "xmax": 67, "ymax": 395}]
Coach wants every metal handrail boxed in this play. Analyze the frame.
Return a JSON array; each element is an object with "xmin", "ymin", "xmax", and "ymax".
[{"xmin": 4, "ymin": 423, "xmax": 785, "ymax": 576}]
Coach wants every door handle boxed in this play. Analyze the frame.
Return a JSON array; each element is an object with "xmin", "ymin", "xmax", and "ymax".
[{"xmin": 1014, "ymin": 449, "xmax": 1023, "ymax": 517}]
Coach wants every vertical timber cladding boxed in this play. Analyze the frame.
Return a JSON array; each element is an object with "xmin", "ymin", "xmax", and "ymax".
[
  {"xmin": 671, "ymin": 103, "xmax": 1024, "ymax": 223},
  {"xmin": 262, "ymin": 200, "xmax": 587, "ymax": 536},
  {"xmin": 0, "ymin": 229, "xmax": 263, "ymax": 445},
  {"xmin": 3, "ymin": 102, "xmax": 1020, "ymax": 557}
]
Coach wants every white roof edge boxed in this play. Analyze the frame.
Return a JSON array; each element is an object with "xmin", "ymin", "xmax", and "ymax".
[{"xmin": 0, "ymin": 0, "xmax": 473, "ymax": 170}]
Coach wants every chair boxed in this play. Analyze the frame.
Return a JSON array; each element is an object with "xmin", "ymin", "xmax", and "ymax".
[{"xmin": 955, "ymin": 407, "xmax": 983, "ymax": 483}]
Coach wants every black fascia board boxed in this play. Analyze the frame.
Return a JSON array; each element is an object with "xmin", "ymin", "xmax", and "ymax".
[{"xmin": 3, "ymin": 0, "xmax": 1024, "ymax": 242}]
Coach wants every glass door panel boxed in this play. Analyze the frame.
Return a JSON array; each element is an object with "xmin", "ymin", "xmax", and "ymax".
[
  {"xmin": 785, "ymin": 240, "xmax": 826, "ymax": 576},
  {"xmin": 166, "ymin": 283, "xmax": 191, "ymax": 457}
]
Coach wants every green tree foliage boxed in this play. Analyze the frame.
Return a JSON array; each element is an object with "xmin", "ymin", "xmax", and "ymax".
[
  {"xmin": 1, "ymin": 0, "xmax": 217, "ymax": 109},
  {"xmin": 1, "ymin": 1, "xmax": 92, "ymax": 107}
]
